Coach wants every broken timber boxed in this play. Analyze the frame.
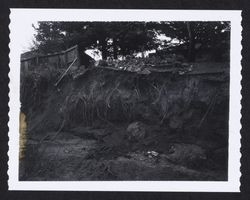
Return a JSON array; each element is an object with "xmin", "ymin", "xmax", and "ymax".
[{"xmin": 54, "ymin": 57, "xmax": 77, "ymax": 87}]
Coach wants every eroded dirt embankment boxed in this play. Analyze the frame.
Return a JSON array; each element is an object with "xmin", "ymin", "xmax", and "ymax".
[{"xmin": 20, "ymin": 66, "xmax": 229, "ymax": 181}]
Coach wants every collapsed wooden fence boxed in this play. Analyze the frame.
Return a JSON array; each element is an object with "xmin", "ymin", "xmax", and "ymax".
[{"xmin": 21, "ymin": 45, "xmax": 81, "ymax": 74}]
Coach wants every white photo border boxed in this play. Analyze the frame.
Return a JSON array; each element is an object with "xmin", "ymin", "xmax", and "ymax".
[{"xmin": 8, "ymin": 9, "xmax": 242, "ymax": 192}]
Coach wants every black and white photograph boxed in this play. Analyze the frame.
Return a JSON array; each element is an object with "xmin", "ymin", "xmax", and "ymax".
[{"xmin": 8, "ymin": 9, "xmax": 242, "ymax": 192}]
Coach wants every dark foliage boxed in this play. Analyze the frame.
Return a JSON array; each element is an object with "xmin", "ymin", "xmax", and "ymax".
[{"xmin": 32, "ymin": 21, "xmax": 230, "ymax": 61}]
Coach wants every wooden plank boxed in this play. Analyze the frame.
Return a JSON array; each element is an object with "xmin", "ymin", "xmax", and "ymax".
[{"xmin": 54, "ymin": 57, "xmax": 77, "ymax": 87}]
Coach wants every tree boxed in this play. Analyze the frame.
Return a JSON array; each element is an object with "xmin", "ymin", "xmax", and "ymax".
[
  {"xmin": 32, "ymin": 21, "xmax": 230, "ymax": 62},
  {"xmin": 32, "ymin": 22, "xmax": 97, "ymax": 53},
  {"xmin": 154, "ymin": 21, "xmax": 230, "ymax": 62},
  {"xmin": 111, "ymin": 22, "xmax": 157, "ymax": 57},
  {"xmin": 32, "ymin": 22, "xmax": 158, "ymax": 60},
  {"xmin": 186, "ymin": 22, "xmax": 195, "ymax": 62},
  {"xmin": 32, "ymin": 22, "xmax": 68, "ymax": 53}
]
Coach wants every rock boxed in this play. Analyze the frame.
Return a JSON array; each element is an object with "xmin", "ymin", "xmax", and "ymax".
[
  {"xmin": 165, "ymin": 143, "xmax": 207, "ymax": 168},
  {"xmin": 127, "ymin": 122, "xmax": 146, "ymax": 141}
]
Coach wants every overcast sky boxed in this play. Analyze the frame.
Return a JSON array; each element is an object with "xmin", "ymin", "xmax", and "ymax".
[{"xmin": 19, "ymin": 20, "xmax": 37, "ymax": 52}]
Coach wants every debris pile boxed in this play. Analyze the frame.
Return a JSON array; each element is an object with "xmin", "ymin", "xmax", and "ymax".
[{"xmin": 96, "ymin": 55, "xmax": 192, "ymax": 74}]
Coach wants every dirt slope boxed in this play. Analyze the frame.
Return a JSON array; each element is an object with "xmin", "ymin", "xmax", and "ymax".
[{"xmin": 20, "ymin": 64, "xmax": 229, "ymax": 181}]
